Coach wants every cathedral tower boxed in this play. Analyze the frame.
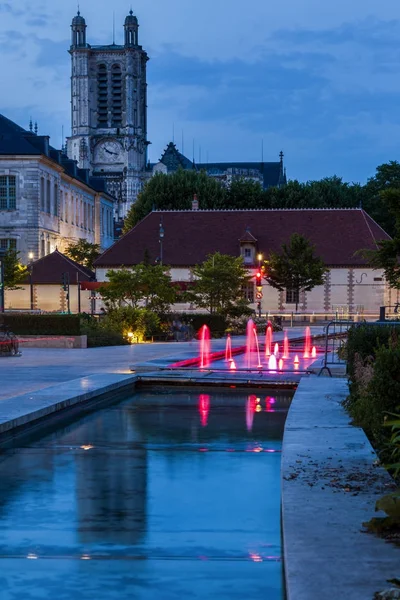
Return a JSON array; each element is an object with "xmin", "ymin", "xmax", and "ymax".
[{"xmin": 67, "ymin": 10, "xmax": 149, "ymax": 219}]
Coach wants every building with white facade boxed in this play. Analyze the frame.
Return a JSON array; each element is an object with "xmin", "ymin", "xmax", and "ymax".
[
  {"xmin": 66, "ymin": 11, "xmax": 149, "ymax": 221},
  {"xmin": 0, "ymin": 114, "xmax": 115, "ymax": 265},
  {"xmin": 94, "ymin": 208, "xmax": 393, "ymax": 317}
]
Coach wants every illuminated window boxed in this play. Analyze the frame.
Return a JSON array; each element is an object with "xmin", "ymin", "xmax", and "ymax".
[
  {"xmin": 286, "ymin": 288, "xmax": 299, "ymax": 304},
  {"xmin": 242, "ymin": 284, "xmax": 255, "ymax": 303},
  {"xmin": 0, "ymin": 175, "xmax": 16, "ymax": 210}
]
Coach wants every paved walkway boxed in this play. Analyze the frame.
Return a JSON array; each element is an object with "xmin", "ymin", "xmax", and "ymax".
[{"xmin": 282, "ymin": 377, "xmax": 399, "ymax": 600}]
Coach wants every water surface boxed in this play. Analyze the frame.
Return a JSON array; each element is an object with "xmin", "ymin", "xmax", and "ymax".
[{"xmin": 0, "ymin": 388, "xmax": 291, "ymax": 599}]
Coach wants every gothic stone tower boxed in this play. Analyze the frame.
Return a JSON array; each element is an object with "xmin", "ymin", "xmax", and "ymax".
[{"xmin": 67, "ymin": 11, "xmax": 149, "ymax": 219}]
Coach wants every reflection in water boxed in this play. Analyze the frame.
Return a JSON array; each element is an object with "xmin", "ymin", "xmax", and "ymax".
[
  {"xmin": 0, "ymin": 388, "xmax": 292, "ymax": 600},
  {"xmin": 199, "ymin": 394, "xmax": 210, "ymax": 427}
]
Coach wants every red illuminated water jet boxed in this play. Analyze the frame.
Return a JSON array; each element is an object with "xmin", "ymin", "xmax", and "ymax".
[
  {"xmin": 199, "ymin": 325, "xmax": 211, "ymax": 368},
  {"xmin": 265, "ymin": 323, "xmax": 273, "ymax": 357},
  {"xmin": 246, "ymin": 319, "xmax": 257, "ymax": 368},
  {"xmin": 312, "ymin": 346, "xmax": 317, "ymax": 358},
  {"xmin": 225, "ymin": 334, "xmax": 233, "ymax": 362},
  {"xmin": 283, "ymin": 332, "xmax": 289, "ymax": 359},
  {"xmin": 304, "ymin": 326, "xmax": 311, "ymax": 358}
]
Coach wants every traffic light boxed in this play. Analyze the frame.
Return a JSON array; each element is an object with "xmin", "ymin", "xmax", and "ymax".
[{"xmin": 255, "ymin": 270, "xmax": 262, "ymax": 289}]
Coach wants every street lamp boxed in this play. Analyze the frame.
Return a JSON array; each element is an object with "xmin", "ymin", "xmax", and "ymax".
[
  {"xmin": 0, "ymin": 248, "xmax": 6, "ymax": 314},
  {"xmin": 28, "ymin": 252, "xmax": 34, "ymax": 311},
  {"xmin": 159, "ymin": 220, "xmax": 165, "ymax": 265}
]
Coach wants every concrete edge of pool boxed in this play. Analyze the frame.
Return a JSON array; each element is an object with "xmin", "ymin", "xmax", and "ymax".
[
  {"xmin": 282, "ymin": 376, "xmax": 399, "ymax": 600},
  {"xmin": 0, "ymin": 372, "xmax": 138, "ymax": 439}
]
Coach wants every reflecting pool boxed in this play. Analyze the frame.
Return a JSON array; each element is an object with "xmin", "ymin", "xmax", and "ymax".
[{"xmin": 0, "ymin": 388, "xmax": 292, "ymax": 599}]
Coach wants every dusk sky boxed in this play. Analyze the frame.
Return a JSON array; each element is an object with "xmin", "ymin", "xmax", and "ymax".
[{"xmin": 1, "ymin": 0, "xmax": 400, "ymax": 183}]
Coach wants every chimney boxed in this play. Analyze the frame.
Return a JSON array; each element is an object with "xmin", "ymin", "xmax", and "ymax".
[{"xmin": 192, "ymin": 194, "xmax": 199, "ymax": 211}]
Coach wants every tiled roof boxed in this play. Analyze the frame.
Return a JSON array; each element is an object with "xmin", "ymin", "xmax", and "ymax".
[
  {"xmin": 95, "ymin": 209, "xmax": 390, "ymax": 268},
  {"xmin": 159, "ymin": 142, "xmax": 194, "ymax": 171},
  {"xmin": 26, "ymin": 250, "xmax": 94, "ymax": 285}
]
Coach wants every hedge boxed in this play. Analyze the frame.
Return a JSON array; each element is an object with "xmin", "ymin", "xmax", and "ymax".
[{"xmin": 1, "ymin": 314, "xmax": 81, "ymax": 336}]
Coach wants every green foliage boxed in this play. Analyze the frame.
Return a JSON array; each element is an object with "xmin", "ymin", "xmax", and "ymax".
[
  {"xmin": 1, "ymin": 314, "xmax": 81, "ymax": 335},
  {"xmin": 186, "ymin": 252, "xmax": 251, "ymax": 316},
  {"xmin": 363, "ymin": 161, "xmax": 400, "ymax": 237},
  {"xmin": 265, "ymin": 233, "xmax": 327, "ymax": 310},
  {"xmin": 3, "ymin": 249, "xmax": 28, "ymax": 290},
  {"xmin": 363, "ymin": 489, "xmax": 400, "ymax": 534},
  {"xmin": 123, "ymin": 168, "xmax": 227, "ymax": 232},
  {"xmin": 384, "ymin": 412, "xmax": 400, "ymax": 479},
  {"xmin": 80, "ymin": 319, "xmax": 128, "ymax": 347},
  {"xmin": 103, "ymin": 306, "xmax": 161, "ymax": 342},
  {"xmin": 64, "ymin": 240, "xmax": 100, "ymax": 270},
  {"xmin": 99, "ymin": 263, "xmax": 177, "ymax": 314},
  {"xmin": 363, "ymin": 188, "xmax": 400, "ymax": 289}
]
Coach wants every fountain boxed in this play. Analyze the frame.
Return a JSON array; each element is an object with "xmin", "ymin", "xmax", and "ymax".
[
  {"xmin": 274, "ymin": 343, "xmax": 279, "ymax": 357},
  {"xmin": 199, "ymin": 394, "xmax": 210, "ymax": 427},
  {"xmin": 265, "ymin": 323, "xmax": 273, "ymax": 357},
  {"xmin": 253, "ymin": 327, "xmax": 263, "ymax": 368},
  {"xmin": 268, "ymin": 354, "xmax": 277, "ymax": 372},
  {"xmin": 199, "ymin": 325, "xmax": 211, "ymax": 368},
  {"xmin": 283, "ymin": 332, "xmax": 289, "ymax": 359},
  {"xmin": 312, "ymin": 346, "xmax": 317, "ymax": 358},
  {"xmin": 225, "ymin": 334, "xmax": 233, "ymax": 362},
  {"xmin": 246, "ymin": 319, "xmax": 262, "ymax": 369},
  {"xmin": 303, "ymin": 326, "xmax": 311, "ymax": 358},
  {"xmin": 278, "ymin": 358, "xmax": 284, "ymax": 371},
  {"xmin": 230, "ymin": 360, "xmax": 237, "ymax": 370}
]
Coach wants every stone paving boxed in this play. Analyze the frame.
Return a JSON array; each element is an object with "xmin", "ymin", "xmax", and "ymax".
[{"xmin": 282, "ymin": 377, "xmax": 399, "ymax": 600}]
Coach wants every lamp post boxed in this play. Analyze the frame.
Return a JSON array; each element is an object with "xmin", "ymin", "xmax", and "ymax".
[
  {"xmin": 0, "ymin": 248, "xmax": 6, "ymax": 314},
  {"xmin": 159, "ymin": 219, "xmax": 165, "ymax": 266},
  {"xmin": 257, "ymin": 253, "xmax": 263, "ymax": 318},
  {"xmin": 28, "ymin": 252, "xmax": 34, "ymax": 311}
]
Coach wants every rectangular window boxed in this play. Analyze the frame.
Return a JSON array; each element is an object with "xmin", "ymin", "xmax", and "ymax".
[
  {"xmin": 0, "ymin": 175, "xmax": 16, "ymax": 210},
  {"xmin": 54, "ymin": 184, "xmax": 58, "ymax": 216},
  {"xmin": 0, "ymin": 239, "xmax": 17, "ymax": 251},
  {"xmin": 244, "ymin": 248, "xmax": 251, "ymax": 258},
  {"xmin": 242, "ymin": 284, "xmax": 255, "ymax": 303},
  {"xmin": 46, "ymin": 179, "xmax": 51, "ymax": 213},
  {"xmin": 40, "ymin": 177, "xmax": 45, "ymax": 211},
  {"xmin": 286, "ymin": 288, "xmax": 299, "ymax": 305}
]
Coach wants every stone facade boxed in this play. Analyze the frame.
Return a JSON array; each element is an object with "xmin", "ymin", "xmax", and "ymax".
[
  {"xmin": 66, "ymin": 11, "xmax": 149, "ymax": 220},
  {"xmin": 0, "ymin": 155, "xmax": 114, "ymax": 264}
]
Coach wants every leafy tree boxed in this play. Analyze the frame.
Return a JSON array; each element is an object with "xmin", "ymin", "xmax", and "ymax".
[
  {"xmin": 65, "ymin": 240, "xmax": 100, "ymax": 270},
  {"xmin": 99, "ymin": 263, "xmax": 177, "ymax": 314},
  {"xmin": 363, "ymin": 161, "xmax": 400, "ymax": 237},
  {"xmin": 363, "ymin": 188, "xmax": 400, "ymax": 288},
  {"xmin": 186, "ymin": 252, "xmax": 251, "ymax": 316},
  {"xmin": 3, "ymin": 249, "xmax": 28, "ymax": 290},
  {"xmin": 265, "ymin": 233, "xmax": 328, "ymax": 311},
  {"xmin": 123, "ymin": 169, "xmax": 227, "ymax": 232}
]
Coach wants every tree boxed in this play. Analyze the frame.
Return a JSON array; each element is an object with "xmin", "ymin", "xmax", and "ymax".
[
  {"xmin": 65, "ymin": 240, "xmax": 101, "ymax": 270},
  {"xmin": 123, "ymin": 169, "xmax": 227, "ymax": 232},
  {"xmin": 3, "ymin": 249, "xmax": 28, "ymax": 290},
  {"xmin": 363, "ymin": 162, "xmax": 400, "ymax": 237},
  {"xmin": 99, "ymin": 263, "xmax": 177, "ymax": 313},
  {"xmin": 186, "ymin": 252, "xmax": 251, "ymax": 316},
  {"xmin": 363, "ymin": 188, "xmax": 400, "ymax": 289},
  {"xmin": 265, "ymin": 233, "xmax": 328, "ymax": 311}
]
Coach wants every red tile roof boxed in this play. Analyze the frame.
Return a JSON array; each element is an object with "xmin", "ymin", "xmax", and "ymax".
[
  {"xmin": 27, "ymin": 250, "xmax": 95, "ymax": 284},
  {"xmin": 95, "ymin": 209, "xmax": 391, "ymax": 268}
]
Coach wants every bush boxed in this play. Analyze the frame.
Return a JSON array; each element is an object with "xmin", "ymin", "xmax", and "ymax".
[
  {"xmin": 80, "ymin": 318, "xmax": 128, "ymax": 348},
  {"xmin": 347, "ymin": 324, "xmax": 396, "ymax": 387},
  {"xmin": 103, "ymin": 306, "xmax": 161, "ymax": 343},
  {"xmin": 1, "ymin": 314, "xmax": 81, "ymax": 335}
]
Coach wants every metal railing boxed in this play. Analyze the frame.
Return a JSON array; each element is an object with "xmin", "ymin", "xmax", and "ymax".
[{"xmin": 318, "ymin": 320, "xmax": 355, "ymax": 377}]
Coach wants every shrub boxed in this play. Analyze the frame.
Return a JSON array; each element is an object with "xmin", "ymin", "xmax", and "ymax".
[
  {"xmin": 159, "ymin": 313, "xmax": 228, "ymax": 337},
  {"xmin": 1, "ymin": 314, "xmax": 81, "ymax": 335},
  {"xmin": 101, "ymin": 307, "xmax": 161, "ymax": 343},
  {"xmin": 347, "ymin": 324, "xmax": 396, "ymax": 389}
]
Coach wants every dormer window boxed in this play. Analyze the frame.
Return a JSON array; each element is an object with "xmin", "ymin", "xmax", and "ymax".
[{"xmin": 239, "ymin": 227, "xmax": 258, "ymax": 265}]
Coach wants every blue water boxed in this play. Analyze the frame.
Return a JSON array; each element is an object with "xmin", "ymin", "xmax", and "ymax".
[{"xmin": 0, "ymin": 388, "xmax": 291, "ymax": 600}]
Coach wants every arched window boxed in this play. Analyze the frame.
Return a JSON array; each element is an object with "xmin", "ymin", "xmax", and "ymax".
[
  {"xmin": 111, "ymin": 64, "xmax": 123, "ymax": 127},
  {"xmin": 97, "ymin": 64, "xmax": 108, "ymax": 126}
]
